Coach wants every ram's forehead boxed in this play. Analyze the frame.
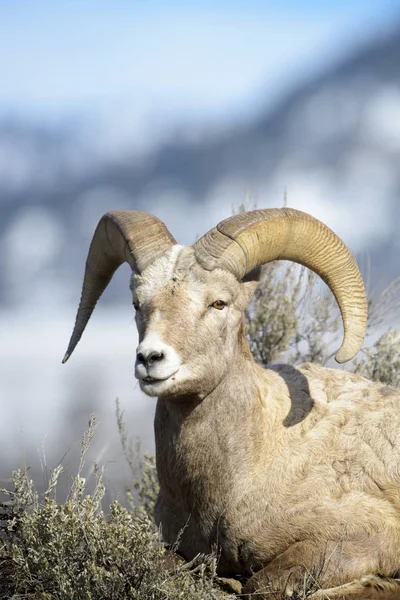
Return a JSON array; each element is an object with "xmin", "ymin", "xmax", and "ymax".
[
  {"xmin": 130, "ymin": 245, "xmax": 239, "ymax": 297},
  {"xmin": 135, "ymin": 245, "xmax": 185, "ymax": 289}
]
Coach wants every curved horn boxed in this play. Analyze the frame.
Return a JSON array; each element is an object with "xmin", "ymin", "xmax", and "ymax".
[
  {"xmin": 194, "ymin": 208, "xmax": 367, "ymax": 364},
  {"xmin": 62, "ymin": 211, "xmax": 176, "ymax": 363}
]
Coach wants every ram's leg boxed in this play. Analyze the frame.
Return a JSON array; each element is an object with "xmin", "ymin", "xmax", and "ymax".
[
  {"xmin": 245, "ymin": 571, "xmax": 400, "ymax": 600},
  {"xmin": 243, "ymin": 540, "xmax": 331, "ymax": 597},
  {"xmin": 242, "ymin": 540, "xmax": 400, "ymax": 599},
  {"xmin": 310, "ymin": 575, "xmax": 400, "ymax": 599}
]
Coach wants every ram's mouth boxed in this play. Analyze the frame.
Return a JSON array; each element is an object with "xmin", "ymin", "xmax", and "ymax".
[
  {"xmin": 140, "ymin": 370, "xmax": 179, "ymax": 384},
  {"xmin": 142, "ymin": 375, "xmax": 171, "ymax": 384}
]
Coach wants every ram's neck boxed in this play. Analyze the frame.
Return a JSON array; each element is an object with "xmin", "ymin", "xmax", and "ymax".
[{"xmin": 154, "ymin": 348, "xmax": 270, "ymax": 515}]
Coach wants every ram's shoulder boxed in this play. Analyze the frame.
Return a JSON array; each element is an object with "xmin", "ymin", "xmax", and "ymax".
[
  {"xmin": 298, "ymin": 362, "xmax": 369, "ymax": 389},
  {"xmin": 298, "ymin": 362, "xmax": 400, "ymax": 408}
]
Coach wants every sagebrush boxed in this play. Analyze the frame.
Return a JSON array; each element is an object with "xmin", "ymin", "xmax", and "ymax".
[{"xmin": 0, "ymin": 416, "xmax": 228, "ymax": 600}]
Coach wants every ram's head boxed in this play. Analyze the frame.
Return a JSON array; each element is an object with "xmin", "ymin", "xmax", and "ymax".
[{"xmin": 63, "ymin": 209, "xmax": 367, "ymax": 399}]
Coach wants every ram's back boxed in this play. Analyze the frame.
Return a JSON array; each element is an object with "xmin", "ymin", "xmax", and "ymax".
[
  {"xmin": 298, "ymin": 362, "xmax": 400, "ymax": 482},
  {"xmin": 263, "ymin": 363, "xmax": 400, "ymax": 545}
]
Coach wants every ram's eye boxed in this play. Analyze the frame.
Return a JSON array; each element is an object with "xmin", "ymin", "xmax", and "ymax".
[{"xmin": 211, "ymin": 300, "xmax": 226, "ymax": 310}]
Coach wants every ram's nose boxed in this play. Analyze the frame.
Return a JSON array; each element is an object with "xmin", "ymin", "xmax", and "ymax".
[
  {"xmin": 135, "ymin": 333, "xmax": 182, "ymax": 382},
  {"xmin": 136, "ymin": 349, "xmax": 165, "ymax": 367},
  {"xmin": 135, "ymin": 333, "xmax": 171, "ymax": 371}
]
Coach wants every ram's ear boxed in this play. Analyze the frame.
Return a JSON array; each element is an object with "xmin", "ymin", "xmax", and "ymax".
[
  {"xmin": 241, "ymin": 279, "xmax": 259, "ymax": 305},
  {"xmin": 240, "ymin": 267, "xmax": 261, "ymax": 308}
]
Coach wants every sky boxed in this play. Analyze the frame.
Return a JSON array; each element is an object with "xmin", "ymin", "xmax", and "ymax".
[{"xmin": 2, "ymin": 0, "xmax": 400, "ymax": 135}]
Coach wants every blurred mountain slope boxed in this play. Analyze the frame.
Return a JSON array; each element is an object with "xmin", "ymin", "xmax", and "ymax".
[{"xmin": 1, "ymin": 26, "xmax": 400, "ymax": 308}]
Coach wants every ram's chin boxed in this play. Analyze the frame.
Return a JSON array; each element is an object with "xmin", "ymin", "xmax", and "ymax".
[{"xmin": 139, "ymin": 374, "xmax": 180, "ymax": 398}]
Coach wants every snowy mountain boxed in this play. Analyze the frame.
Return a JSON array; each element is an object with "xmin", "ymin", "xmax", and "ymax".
[{"xmin": 1, "ymin": 26, "xmax": 400, "ymax": 309}]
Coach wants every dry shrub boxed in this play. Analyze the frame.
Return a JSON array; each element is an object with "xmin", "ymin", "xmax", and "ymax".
[
  {"xmin": 246, "ymin": 261, "xmax": 400, "ymax": 385},
  {"xmin": 0, "ymin": 417, "xmax": 228, "ymax": 600},
  {"xmin": 246, "ymin": 262, "xmax": 341, "ymax": 368}
]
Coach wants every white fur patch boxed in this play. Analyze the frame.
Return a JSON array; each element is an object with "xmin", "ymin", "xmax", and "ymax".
[{"xmin": 131, "ymin": 244, "xmax": 184, "ymax": 296}]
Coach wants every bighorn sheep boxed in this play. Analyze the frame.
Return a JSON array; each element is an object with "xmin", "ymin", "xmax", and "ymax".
[{"xmin": 64, "ymin": 209, "xmax": 400, "ymax": 599}]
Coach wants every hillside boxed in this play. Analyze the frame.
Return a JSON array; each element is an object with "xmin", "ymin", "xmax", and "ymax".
[{"xmin": 1, "ymin": 26, "xmax": 400, "ymax": 308}]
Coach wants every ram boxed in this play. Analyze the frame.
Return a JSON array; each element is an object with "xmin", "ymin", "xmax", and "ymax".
[{"xmin": 64, "ymin": 208, "xmax": 400, "ymax": 599}]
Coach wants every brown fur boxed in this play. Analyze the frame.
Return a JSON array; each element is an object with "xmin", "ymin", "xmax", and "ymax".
[{"xmin": 131, "ymin": 246, "xmax": 400, "ymax": 598}]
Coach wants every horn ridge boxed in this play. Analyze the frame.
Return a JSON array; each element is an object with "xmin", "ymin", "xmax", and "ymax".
[
  {"xmin": 194, "ymin": 208, "xmax": 367, "ymax": 363},
  {"xmin": 63, "ymin": 210, "xmax": 176, "ymax": 363}
]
